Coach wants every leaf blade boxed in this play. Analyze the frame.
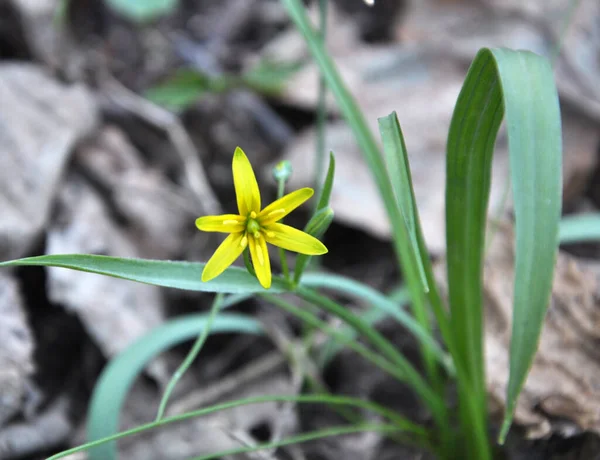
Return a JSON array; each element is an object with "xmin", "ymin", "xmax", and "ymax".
[{"xmin": 0, "ymin": 254, "xmax": 286, "ymax": 293}]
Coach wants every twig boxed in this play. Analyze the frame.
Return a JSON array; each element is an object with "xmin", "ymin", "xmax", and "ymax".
[
  {"xmin": 0, "ymin": 397, "xmax": 72, "ymax": 460},
  {"xmin": 101, "ymin": 75, "xmax": 221, "ymax": 215},
  {"xmin": 167, "ymin": 351, "xmax": 286, "ymax": 416}
]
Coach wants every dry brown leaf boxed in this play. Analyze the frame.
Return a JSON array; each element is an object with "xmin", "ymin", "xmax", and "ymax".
[
  {"xmin": 269, "ymin": 44, "xmax": 507, "ymax": 252},
  {"xmin": 266, "ymin": 1, "xmax": 598, "ymax": 250},
  {"xmin": 7, "ymin": 0, "xmax": 61, "ymax": 66},
  {"xmin": 0, "ymin": 64, "xmax": 97, "ymax": 260},
  {"xmin": 45, "ymin": 175, "xmax": 168, "ymax": 381},
  {"xmin": 74, "ymin": 126, "xmax": 197, "ymax": 259},
  {"xmin": 0, "ymin": 273, "xmax": 34, "ymax": 428},
  {"xmin": 115, "ymin": 374, "xmax": 296, "ymax": 460},
  {"xmin": 438, "ymin": 222, "xmax": 600, "ymax": 439}
]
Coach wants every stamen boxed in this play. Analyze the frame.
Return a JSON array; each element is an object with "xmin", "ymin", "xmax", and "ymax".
[
  {"xmin": 253, "ymin": 231, "xmax": 261, "ymax": 239},
  {"xmin": 267, "ymin": 209, "xmax": 285, "ymax": 218},
  {"xmin": 256, "ymin": 243, "xmax": 264, "ymax": 265},
  {"xmin": 223, "ymin": 219, "xmax": 239, "ymax": 225},
  {"xmin": 250, "ymin": 211, "xmax": 257, "ymax": 219},
  {"xmin": 266, "ymin": 231, "xmax": 275, "ymax": 238},
  {"xmin": 240, "ymin": 236, "xmax": 248, "ymax": 248}
]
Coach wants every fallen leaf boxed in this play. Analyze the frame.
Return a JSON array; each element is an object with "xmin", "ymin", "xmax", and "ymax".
[
  {"xmin": 0, "ymin": 273, "xmax": 34, "ymax": 427},
  {"xmin": 436, "ymin": 222, "xmax": 600, "ymax": 438},
  {"xmin": 0, "ymin": 63, "xmax": 97, "ymax": 260},
  {"xmin": 46, "ymin": 174, "xmax": 168, "ymax": 381}
]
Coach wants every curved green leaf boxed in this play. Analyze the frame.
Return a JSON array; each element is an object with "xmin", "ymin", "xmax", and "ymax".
[
  {"xmin": 87, "ymin": 313, "xmax": 264, "ymax": 460},
  {"xmin": 446, "ymin": 48, "xmax": 562, "ymax": 446},
  {"xmin": 559, "ymin": 213, "xmax": 600, "ymax": 243},
  {"xmin": 0, "ymin": 254, "xmax": 286, "ymax": 294},
  {"xmin": 300, "ymin": 272, "xmax": 450, "ymax": 371},
  {"xmin": 106, "ymin": 0, "xmax": 178, "ymax": 22}
]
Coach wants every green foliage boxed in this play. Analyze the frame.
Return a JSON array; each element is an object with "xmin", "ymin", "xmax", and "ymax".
[
  {"xmin": 294, "ymin": 152, "xmax": 336, "ymax": 283},
  {"xmin": 146, "ymin": 61, "xmax": 302, "ymax": 111},
  {"xmin": 145, "ymin": 69, "xmax": 228, "ymax": 110},
  {"xmin": 559, "ymin": 213, "xmax": 600, "ymax": 243},
  {"xmin": 86, "ymin": 312, "xmax": 263, "ymax": 460},
  {"xmin": 0, "ymin": 254, "xmax": 286, "ymax": 293},
  {"xmin": 5, "ymin": 1, "xmax": 565, "ymax": 459},
  {"xmin": 280, "ymin": 0, "xmax": 562, "ymax": 455}
]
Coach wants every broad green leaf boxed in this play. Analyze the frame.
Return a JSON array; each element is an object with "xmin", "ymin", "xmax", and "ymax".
[
  {"xmin": 445, "ymin": 48, "xmax": 562, "ymax": 446},
  {"xmin": 105, "ymin": 0, "xmax": 178, "ymax": 22},
  {"xmin": 378, "ymin": 112, "xmax": 429, "ymax": 293},
  {"xmin": 87, "ymin": 313, "xmax": 264, "ymax": 460},
  {"xmin": 0, "ymin": 254, "xmax": 286, "ymax": 293},
  {"xmin": 559, "ymin": 213, "xmax": 600, "ymax": 243}
]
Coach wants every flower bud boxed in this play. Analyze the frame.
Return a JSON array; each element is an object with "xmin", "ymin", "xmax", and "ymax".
[{"xmin": 272, "ymin": 160, "xmax": 293, "ymax": 183}]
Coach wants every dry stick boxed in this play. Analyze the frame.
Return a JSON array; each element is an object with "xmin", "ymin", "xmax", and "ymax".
[
  {"xmin": 167, "ymin": 351, "xmax": 286, "ymax": 416},
  {"xmin": 102, "ymin": 75, "xmax": 221, "ymax": 215},
  {"xmin": 0, "ymin": 397, "xmax": 73, "ymax": 459},
  {"xmin": 167, "ymin": 308, "xmax": 350, "ymax": 417}
]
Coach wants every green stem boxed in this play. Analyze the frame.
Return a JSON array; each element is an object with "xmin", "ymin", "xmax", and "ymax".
[
  {"xmin": 314, "ymin": 0, "xmax": 328, "ymax": 201},
  {"xmin": 48, "ymin": 396, "xmax": 425, "ymax": 460},
  {"xmin": 278, "ymin": 0, "xmax": 455, "ymax": 449},
  {"xmin": 295, "ymin": 287, "xmax": 446, "ymax": 421},
  {"xmin": 155, "ymin": 293, "xmax": 224, "ymax": 420},
  {"xmin": 189, "ymin": 424, "xmax": 399, "ymax": 460},
  {"xmin": 276, "ymin": 177, "xmax": 290, "ymax": 280},
  {"xmin": 550, "ymin": 0, "xmax": 582, "ymax": 65},
  {"xmin": 262, "ymin": 293, "xmax": 408, "ymax": 383}
]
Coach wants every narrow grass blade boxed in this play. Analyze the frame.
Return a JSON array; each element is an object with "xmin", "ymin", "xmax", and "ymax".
[
  {"xmin": 279, "ymin": 0, "xmax": 452, "ymax": 447},
  {"xmin": 378, "ymin": 112, "xmax": 429, "ymax": 292},
  {"xmin": 87, "ymin": 313, "xmax": 264, "ymax": 460},
  {"xmin": 300, "ymin": 273, "xmax": 449, "ymax": 370},
  {"xmin": 155, "ymin": 293, "xmax": 225, "ymax": 421},
  {"xmin": 293, "ymin": 207, "xmax": 334, "ymax": 283},
  {"xmin": 0, "ymin": 254, "xmax": 286, "ymax": 293},
  {"xmin": 294, "ymin": 152, "xmax": 336, "ymax": 283},
  {"xmin": 189, "ymin": 424, "xmax": 400, "ymax": 460},
  {"xmin": 559, "ymin": 213, "xmax": 600, "ymax": 243},
  {"xmin": 51, "ymin": 395, "xmax": 422, "ymax": 460},
  {"xmin": 316, "ymin": 151, "xmax": 336, "ymax": 211},
  {"xmin": 445, "ymin": 48, "xmax": 562, "ymax": 446}
]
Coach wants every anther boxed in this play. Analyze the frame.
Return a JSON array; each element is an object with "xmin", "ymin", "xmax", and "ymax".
[
  {"xmin": 240, "ymin": 236, "xmax": 248, "ymax": 248},
  {"xmin": 266, "ymin": 231, "xmax": 275, "ymax": 238},
  {"xmin": 250, "ymin": 211, "xmax": 257, "ymax": 219}
]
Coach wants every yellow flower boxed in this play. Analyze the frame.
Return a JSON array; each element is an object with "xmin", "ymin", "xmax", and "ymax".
[{"xmin": 196, "ymin": 147, "xmax": 328, "ymax": 288}]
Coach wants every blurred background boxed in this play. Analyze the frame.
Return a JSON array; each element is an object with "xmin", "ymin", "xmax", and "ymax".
[{"xmin": 0, "ymin": 0, "xmax": 599, "ymax": 458}]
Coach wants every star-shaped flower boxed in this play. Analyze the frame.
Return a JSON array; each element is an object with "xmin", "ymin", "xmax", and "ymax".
[{"xmin": 196, "ymin": 147, "xmax": 328, "ymax": 288}]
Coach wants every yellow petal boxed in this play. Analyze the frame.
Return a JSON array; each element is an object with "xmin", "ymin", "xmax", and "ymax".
[
  {"xmin": 202, "ymin": 232, "xmax": 246, "ymax": 282},
  {"xmin": 248, "ymin": 234, "xmax": 271, "ymax": 289},
  {"xmin": 233, "ymin": 147, "xmax": 261, "ymax": 217},
  {"xmin": 258, "ymin": 188, "xmax": 314, "ymax": 226},
  {"xmin": 263, "ymin": 223, "xmax": 328, "ymax": 255},
  {"xmin": 196, "ymin": 214, "xmax": 246, "ymax": 233}
]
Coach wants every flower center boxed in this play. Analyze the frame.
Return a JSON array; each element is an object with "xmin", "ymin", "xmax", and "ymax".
[{"xmin": 246, "ymin": 218, "xmax": 261, "ymax": 238}]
